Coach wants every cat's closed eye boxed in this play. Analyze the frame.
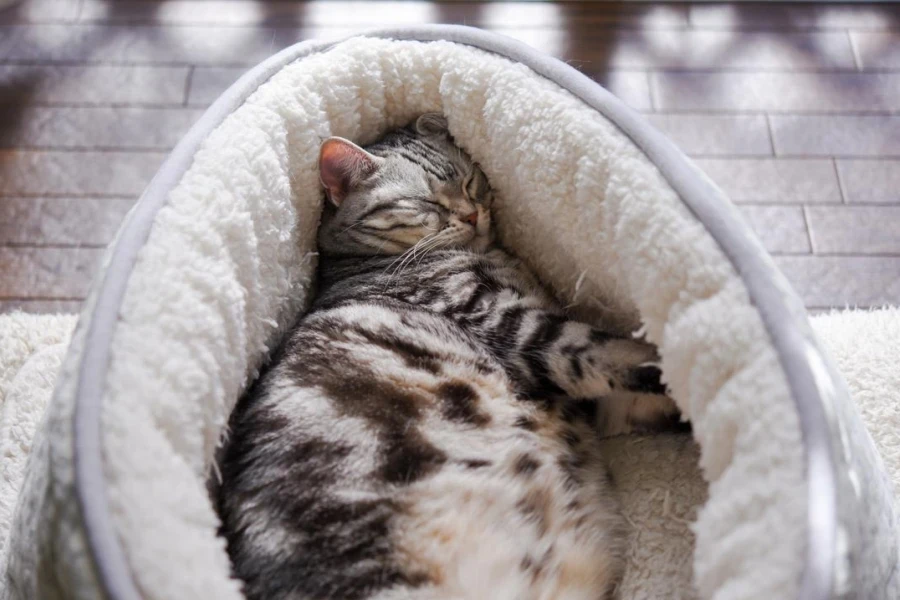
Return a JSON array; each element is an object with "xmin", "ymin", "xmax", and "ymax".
[{"xmin": 413, "ymin": 195, "xmax": 446, "ymax": 209}]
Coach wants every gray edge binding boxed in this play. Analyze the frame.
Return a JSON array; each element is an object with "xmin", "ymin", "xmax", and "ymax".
[{"xmin": 72, "ymin": 24, "xmax": 840, "ymax": 600}]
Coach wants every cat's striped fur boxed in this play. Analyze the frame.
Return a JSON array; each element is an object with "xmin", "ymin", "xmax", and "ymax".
[{"xmin": 217, "ymin": 115, "xmax": 681, "ymax": 600}]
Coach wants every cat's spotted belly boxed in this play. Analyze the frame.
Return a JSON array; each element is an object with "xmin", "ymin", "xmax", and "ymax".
[
  {"xmin": 275, "ymin": 305, "xmax": 625, "ymax": 600},
  {"xmin": 373, "ymin": 390, "xmax": 627, "ymax": 600}
]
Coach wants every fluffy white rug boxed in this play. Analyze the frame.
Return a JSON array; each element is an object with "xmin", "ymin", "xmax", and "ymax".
[
  {"xmin": 0, "ymin": 313, "xmax": 76, "ymax": 570},
  {"xmin": 1, "ymin": 307, "xmax": 896, "ymax": 598}
]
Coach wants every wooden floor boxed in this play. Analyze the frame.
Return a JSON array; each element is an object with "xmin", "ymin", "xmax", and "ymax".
[{"xmin": 1, "ymin": 0, "xmax": 898, "ymax": 314}]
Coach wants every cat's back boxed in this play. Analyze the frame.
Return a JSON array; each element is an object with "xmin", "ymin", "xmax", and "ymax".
[{"xmin": 218, "ymin": 249, "xmax": 625, "ymax": 600}]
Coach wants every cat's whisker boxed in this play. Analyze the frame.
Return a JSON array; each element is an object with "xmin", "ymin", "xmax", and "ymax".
[
  {"xmin": 393, "ymin": 237, "xmax": 436, "ymax": 277},
  {"xmin": 381, "ymin": 233, "xmax": 437, "ymax": 285},
  {"xmin": 411, "ymin": 232, "xmax": 449, "ymax": 268},
  {"xmin": 380, "ymin": 252, "xmax": 409, "ymax": 280},
  {"xmin": 396, "ymin": 233, "xmax": 445, "ymax": 278},
  {"xmin": 383, "ymin": 240, "xmax": 425, "ymax": 278},
  {"xmin": 381, "ymin": 242, "xmax": 419, "ymax": 278}
]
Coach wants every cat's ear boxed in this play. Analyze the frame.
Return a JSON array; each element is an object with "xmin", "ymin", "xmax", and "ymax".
[
  {"xmin": 415, "ymin": 113, "xmax": 449, "ymax": 137},
  {"xmin": 318, "ymin": 137, "xmax": 382, "ymax": 207}
]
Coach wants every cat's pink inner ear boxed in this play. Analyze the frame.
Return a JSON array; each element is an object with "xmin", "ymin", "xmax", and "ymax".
[{"xmin": 319, "ymin": 137, "xmax": 379, "ymax": 207}]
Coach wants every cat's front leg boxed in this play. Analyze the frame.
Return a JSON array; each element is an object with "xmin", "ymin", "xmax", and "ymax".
[
  {"xmin": 541, "ymin": 324, "xmax": 657, "ymax": 397},
  {"xmin": 594, "ymin": 387, "xmax": 684, "ymax": 436},
  {"xmin": 489, "ymin": 312, "xmax": 684, "ymax": 436},
  {"xmin": 549, "ymin": 325, "xmax": 685, "ymax": 436},
  {"xmin": 469, "ymin": 203, "xmax": 494, "ymax": 253}
]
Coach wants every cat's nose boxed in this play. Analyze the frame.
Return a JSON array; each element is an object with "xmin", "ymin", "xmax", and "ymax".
[{"xmin": 462, "ymin": 211, "xmax": 478, "ymax": 227}]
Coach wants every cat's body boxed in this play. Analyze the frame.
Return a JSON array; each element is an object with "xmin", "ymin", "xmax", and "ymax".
[{"xmin": 218, "ymin": 116, "xmax": 680, "ymax": 600}]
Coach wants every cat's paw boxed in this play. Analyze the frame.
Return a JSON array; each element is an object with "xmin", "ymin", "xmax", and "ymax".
[
  {"xmin": 598, "ymin": 392, "xmax": 687, "ymax": 437},
  {"xmin": 470, "ymin": 205, "xmax": 494, "ymax": 252}
]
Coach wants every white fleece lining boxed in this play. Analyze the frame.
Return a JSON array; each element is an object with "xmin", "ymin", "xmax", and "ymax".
[
  {"xmin": 18, "ymin": 29, "xmax": 897, "ymax": 600},
  {"xmin": 85, "ymin": 37, "xmax": 804, "ymax": 600}
]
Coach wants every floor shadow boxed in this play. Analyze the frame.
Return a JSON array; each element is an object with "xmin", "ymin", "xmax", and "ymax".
[{"xmin": 0, "ymin": 69, "xmax": 41, "ymax": 176}]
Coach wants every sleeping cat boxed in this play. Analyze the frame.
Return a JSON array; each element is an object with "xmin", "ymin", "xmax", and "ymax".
[{"xmin": 217, "ymin": 114, "xmax": 682, "ymax": 600}]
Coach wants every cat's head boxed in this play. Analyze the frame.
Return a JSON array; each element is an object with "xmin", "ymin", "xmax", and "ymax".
[{"xmin": 317, "ymin": 114, "xmax": 493, "ymax": 256}]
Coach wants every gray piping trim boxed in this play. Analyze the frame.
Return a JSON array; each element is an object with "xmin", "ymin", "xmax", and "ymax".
[{"xmin": 71, "ymin": 24, "xmax": 838, "ymax": 600}]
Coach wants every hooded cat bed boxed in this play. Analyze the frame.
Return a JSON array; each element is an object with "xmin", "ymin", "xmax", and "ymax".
[{"xmin": 2, "ymin": 26, "xmax": 898, "ymax": 600}]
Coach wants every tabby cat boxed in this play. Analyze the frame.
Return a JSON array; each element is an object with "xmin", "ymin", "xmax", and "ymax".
[{"xmin": 217, "ymin": 114, "xmax": 682, "ymax": 600}]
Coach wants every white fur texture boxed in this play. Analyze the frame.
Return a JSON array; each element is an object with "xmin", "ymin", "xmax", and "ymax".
[
  {"xmin": 2, "ymin": 36, "xmax": 885, "ymax": 600},
  {"xmin": 0, "ymin": 313, "xmax": 76, "ymax": 572}
]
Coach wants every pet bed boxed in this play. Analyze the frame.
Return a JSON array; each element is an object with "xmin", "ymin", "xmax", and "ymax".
[{"xmin": 2, "ymin": 26, "xmax": 898, "ymax": 600}]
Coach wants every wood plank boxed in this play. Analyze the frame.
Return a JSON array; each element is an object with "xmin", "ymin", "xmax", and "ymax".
[
  {"xmin": 476, "ymin": 28, "xmax": 857, "ymax": 70},
  {"xmin": 0, "ymin": 64, "xmax": 189, "ymax": 105},
  {"xmin": 0, "ymin": 246, "xmax": 102, "ymax": 298},
  {"xmin": 775, "ymin": 255, "xmax": 900, "ymax": 308},
  {"xmin": 836, "ymin": 160, "xmax": 900, "ymax": 205},
  {"xmin": 0, "ymin": 25, "xmax": 858, "ymax": 71},
  {"xmin": 0, "ymin": 197, "xmax": 135, "ymax": 245},
  {"xmin": 646, "ymin": 114, "xmax": 772, "ymax": 156},
  {"xmin": 187, "ymin": 66, "xmax": 245, "ymax": 106},
  {"xmin": 851, "ymin": 31, "xmax": 900, "ymax": 70},
  {"xmin": 0, "ymin": 0, "xmax": 79, "ymax": 24},
  {"xmin": 593, "ymin": 71, "xmax": 653, "ymax": 112},
  {"xmin": 653, "ymin": 72, "xmax": 900, "ymax": 113},
  {"xmin": 0, "ymin": 24, "xmax": 290, "ymax": 66},
  {"xmin": 77, "ymin": 1, "xmax": 690, "ymax": 28},
  {"xmin": 689, "ymin": 3, "xmax": 900, "ymax": 30},
  {"xmin": 806, "ymin": 206, "xmax": 900, "ymax": 254},
  {"xmin": 597, "ymin": 30, "xmax": 856, "ymax": 70},
  {"xmin": 693, "ymin": 158, "xmax": 842, "ymax": 204},
  {"xmin": 739, "ymin": 205, "xmax": 811, "ymax": 254},
  {"xmin": 0, "ymin": 150, "xmax": 165, "ymax": 197},
  {"xmin": 770, "ymin": 115, "xmax": 900, "ymax": 157},
  {"xmin": 0, "ymin": 106, "xmax": 202, "ymax": 150}
]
